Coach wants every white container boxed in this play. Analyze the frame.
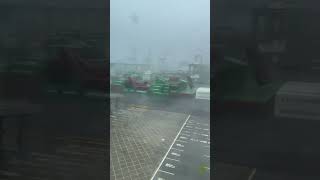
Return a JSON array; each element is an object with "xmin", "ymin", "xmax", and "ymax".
[
  {"xmin": 196, "ymin": 87, "xmax": 210, "ymax": 100},
  {"xmin": 194, "ymin": 87, "xmax": 210, "ymax": 115}
]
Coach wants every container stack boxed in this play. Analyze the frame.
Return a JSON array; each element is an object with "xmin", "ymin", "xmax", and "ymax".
[{"xmin": 150, "ymin": 79, "xmax": 169, "ymax": 95}]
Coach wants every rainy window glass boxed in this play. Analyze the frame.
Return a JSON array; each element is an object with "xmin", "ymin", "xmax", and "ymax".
[{"xmin": 110, "ymin": 0, "xmax": 210, "ymax": 179}]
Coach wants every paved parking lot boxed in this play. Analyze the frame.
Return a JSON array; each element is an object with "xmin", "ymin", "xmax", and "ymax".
[
  {"xmin": 110, "ymin": 92, "xmax": 211, "ymax": 180},
  {"xmin": 110, "ymin": 106, "xmax": 188, "ymax": 180},
  {"xmin": 152, "ymin": 115, "xmax": 210, "ymax": 180}
]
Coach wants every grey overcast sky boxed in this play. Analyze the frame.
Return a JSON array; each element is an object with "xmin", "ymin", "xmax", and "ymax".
[{"xmin": 110, "ymin": 0, "xmax": 210, "ymax": 66}]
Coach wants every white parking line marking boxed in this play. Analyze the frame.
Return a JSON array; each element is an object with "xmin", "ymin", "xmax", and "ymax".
[
  {"xmin": 180, "ymin": 133, "xmax": 191, "ymax": 137},
  {"xmin": 176, "ymin": 139, "xmax": 188, "ymax": 143},
  {"xmin": 150, "ymin": 115, "xmax": 191, "ymax": 180},
  {"xmin": 171, "ymin": 152, "xmax": 181, "ymax": 157},
  {"xmin": 166, "ymin": 157, "xmax": 180, "ymax": 162},
  {"xmin": 165, "ymin": 163, "xmax": 175, "ymax": 168},
  {"xmin": 179, "ymin": 136, "xmax": 188, "ymax": 140},
  {"xmin": 158, "ymin": 170, "xmax": 175, "ymax": 176},
  {"xmin": 176, "ymin": 144, "xmax": 184, "ymax": 148},
  {"xmin": 171, "ymin": 148, "xmax": 184, "ymax": 152}
]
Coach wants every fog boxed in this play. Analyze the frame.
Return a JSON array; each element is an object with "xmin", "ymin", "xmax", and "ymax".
[{"xmin": 110, "ymin": 0, "xmax": 210, "ymax": 70}]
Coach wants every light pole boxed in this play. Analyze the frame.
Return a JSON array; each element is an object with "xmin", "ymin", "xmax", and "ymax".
[{"xmin": 129, "ymin": 13, "xmax": 139, "ymax": 63}]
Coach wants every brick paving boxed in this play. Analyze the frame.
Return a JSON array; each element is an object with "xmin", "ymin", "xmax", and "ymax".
[{"xmin": 110, "ymin": 106, "xmax": 188, "ymax": 180}]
